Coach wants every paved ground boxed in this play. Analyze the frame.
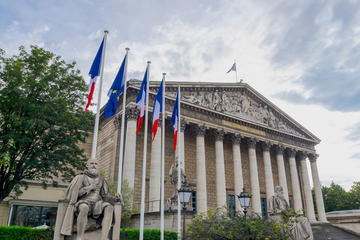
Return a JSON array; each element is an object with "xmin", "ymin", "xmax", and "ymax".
[{"xmin": 312, "ymin": 224, "xmax": 360, "ymax": 240}]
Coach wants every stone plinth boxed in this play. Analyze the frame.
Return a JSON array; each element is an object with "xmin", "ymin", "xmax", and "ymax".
[{"xmin": 129, "ymin": 210, "xmax": 194, "ymax": 232}]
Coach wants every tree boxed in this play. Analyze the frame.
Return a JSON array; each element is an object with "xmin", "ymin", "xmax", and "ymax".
[
  {"xmin": 321, "ymin": 182, "xmax": 350, "ymax": 212},
  {"xmin": 0, "ymin": 46, "xmax": 94, "ymax": 202}
]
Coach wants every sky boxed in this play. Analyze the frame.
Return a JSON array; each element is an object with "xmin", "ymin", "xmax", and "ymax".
[{"xmin": 0, "ymin": 0, "xmax": 359, "ymax": 190}]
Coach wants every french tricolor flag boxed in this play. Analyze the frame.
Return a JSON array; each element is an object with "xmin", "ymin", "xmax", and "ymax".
[
  {"xmin": 85, "ymin": 37, "xmax": 105, "ymax": 112},
  {"xmin": 136, "ymin": 67, "xmax": 149, "ymax": 133},
  {"xmin": 152, "ymin": 78, "xmax": 164, "ymax": 141},
  {"xmin": 171, "ymin": 90, "xmax": 179, "ymax": 151}
]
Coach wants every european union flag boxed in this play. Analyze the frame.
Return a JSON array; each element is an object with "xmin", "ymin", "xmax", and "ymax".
[{"xmin": 103, "ymin": 53, "xmax": 128, "ymax": 118}]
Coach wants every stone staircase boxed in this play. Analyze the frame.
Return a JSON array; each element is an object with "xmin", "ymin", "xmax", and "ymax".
[{"xmin": 312, "ymin": 223, "xmax": 360, "ymax": 240}]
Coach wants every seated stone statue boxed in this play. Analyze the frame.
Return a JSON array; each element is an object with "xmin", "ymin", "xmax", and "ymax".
[
  {"xmin": 59, "ymin": 158, "xmax": 122, "ymax": 240},
  {"xmin": 268, "ymin": 186, "xmax": 314, "ymax": 240}
]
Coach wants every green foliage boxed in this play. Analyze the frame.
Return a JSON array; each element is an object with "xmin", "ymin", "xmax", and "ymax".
[
  {"xmin": 120, "ymin": 228, "xmax": 177, "ymax": 240},
  {"xmin": 0, "ymin": 226, "xmax": 53, "ymax": 240},
  {"xmin": 0, "ymin": 226, "xmax": 177, "ymax": 240},
  {"xmin": 187, "ymin": 208, "xmax": 290, "ymax": 240},
  {"xmin": 0, "ymin": 46, "xmax": 94, "ymax": 202},
  {"xmin": 313, "ymin": 181, "xmax": 360, "ymax": 212},
  {"xmin": 108, "ymin": 179, "xmax": 138, "ymax": 227}
]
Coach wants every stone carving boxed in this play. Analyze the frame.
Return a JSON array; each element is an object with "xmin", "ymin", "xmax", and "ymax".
[
  {"xmin": 56, "ymin": 158, "xmax": 123, "ymax": 240},
  {"xmin": 268, "ymin": 186, "xmax": 314, "ymax": 240},
  {"xmin": 180, "ymin": 89, "xmax": 306, "ymax": 138},
  {"xmin": 167, "ymin": 157, "xmax": 186, "ymax": 211}
]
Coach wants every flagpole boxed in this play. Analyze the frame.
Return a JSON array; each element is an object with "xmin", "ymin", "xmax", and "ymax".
[
  {"xmin": 160, "ymin": 73, "xmax": 166, "ymax": 240},
  {"xmin": 117, "ymin": 48, "xmax": 129, "ymax": 194},
  {"xmin": 91, "ymin": 30, "xmax": 108, "ymax": 159},
  {"xmin": 234, "ymin": 59, "xmax": 238, "ymax": 83},
  {"xmin": 177, "ymin": 85, "xmax": 181, "ymax": 240},
  {"xmin": 139, "ymin": 61, "xmax": 151, "ymax": 240}
]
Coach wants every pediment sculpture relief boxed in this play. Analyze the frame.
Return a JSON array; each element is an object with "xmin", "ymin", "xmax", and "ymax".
[{"xmin": 174, "ymin": 89, "xmax": 306, "ymax": 138}]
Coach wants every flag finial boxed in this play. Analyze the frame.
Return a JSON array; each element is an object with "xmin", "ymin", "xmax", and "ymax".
[{"xmin": 125, "ymin": 47, "xmax": 130, "ymax": 52}]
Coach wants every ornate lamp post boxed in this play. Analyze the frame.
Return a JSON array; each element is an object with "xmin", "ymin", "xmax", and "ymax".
[
  {"xmin": 178, "ymin": 180, "xmax": 193, "ymax": 240},
  {"xmin": 237, "ymin": 188, "xmax": 251, "ymax": 221}
]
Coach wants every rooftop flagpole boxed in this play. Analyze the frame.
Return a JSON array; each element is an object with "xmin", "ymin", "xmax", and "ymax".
[
  {"xmin": 117, "ymin": 47, "xmax": 129, "ymax": 194},
  {"xmin": 91, "ymin": 30, "xmax": 108, "ymax": 159},
  {"xmin": 234, "ymin": 59, "xmax": 238, "ymax": 83},
  {"xmin": 160, "ymin": 73, "xmax": 166, "ymax": 240},
  {"xmin": 139, "ymin": 61, "xmax": 151, "ymax": 240}
]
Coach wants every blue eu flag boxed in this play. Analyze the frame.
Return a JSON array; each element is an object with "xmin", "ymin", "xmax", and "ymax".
[{"xmin": 103, "ymin": 53, "xmax": 127, "ymax": 118}]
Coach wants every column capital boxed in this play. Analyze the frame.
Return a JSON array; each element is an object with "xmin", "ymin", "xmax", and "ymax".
[
  {"xmin": 274, "ymin": 144, "xmax": 285, "ymax": 154},
  {"xmin": 308, "ymin": 153, "xmax": 318, "ymax": 162},
  {"xmin": 126, "ymin": 106, "xmax": 139, "ymax": 120},
  {"xmin": 298, "ymin": 151, "xmax": 308, "ymax": 161},
  {"xmin": 247, "ymin": 137, "xmax": 258, "ymax": 148},
  {"xmin": 287, "ymin": 148, "xmax": 297, "ymax": 158},
  {"xmin": 214, "ymin": 129, "xmax": 225, "ymax": 141},
  {"xmin": 261, "ymin": 141, "xmax": 271, "ymax": 151},
  {"xmin": 194, "ymin": 125, "xmax": 206, "ymax": 136},
  {"xmin": 231, "ymin": 134, "xmax": 242, "ymax": 144},
  {"xmin": 180, "ymin": 120, "xmax": 187, "ymax": 132}
]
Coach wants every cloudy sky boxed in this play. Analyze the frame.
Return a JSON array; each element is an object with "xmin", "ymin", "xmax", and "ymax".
[{"xmin": 1, "ymin": 0, "xmax": 359, "ymax": 189}]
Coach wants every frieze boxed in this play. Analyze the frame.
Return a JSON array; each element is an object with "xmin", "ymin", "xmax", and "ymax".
[{"xmin": 173, "ymin": 89, "xmax": 307, "ymax": 138}]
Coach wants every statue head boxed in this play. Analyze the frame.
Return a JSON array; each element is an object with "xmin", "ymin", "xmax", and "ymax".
[
  {"xmin": 275, "ymin": 185, "xmax": 284, "ymax": 197},
  {"xmin": 86, "ymin": 158, "xmax": 99, "ymax": 175}
]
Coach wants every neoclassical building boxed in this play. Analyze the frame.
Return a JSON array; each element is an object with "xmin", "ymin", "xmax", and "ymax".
[
  {"xmin": 0, "ymin": 81, "xmax": 327, "ymax": 228},
  {"xmin": 96, "ymin": 81, "xmax": 327, "ymax": 223}
]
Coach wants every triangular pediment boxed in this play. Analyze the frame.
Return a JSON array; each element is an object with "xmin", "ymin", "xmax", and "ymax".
[{"xmin": 149, "ymin": 82, "xmax": 319, "ymax": 143}]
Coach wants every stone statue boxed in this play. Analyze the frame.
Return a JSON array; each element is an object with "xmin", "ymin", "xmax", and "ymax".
[
  {"xmin": 57, "ymin": 158, "xmax": 123, "ymax": 240},
  {"xmin": 268, "ymin": 186, "xmax": 314, "ymax": 240},
  {"xmin": 167, "ymin": 158, "xmax": 186, "ymax": 211}
]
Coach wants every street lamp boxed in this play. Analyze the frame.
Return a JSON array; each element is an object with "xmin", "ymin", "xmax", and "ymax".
[
  {"xmin": 178, "ymin": 180, "xmax": 193, "ymax": 240},
  {"xmin": 237, "ymin": 188, "xmax": 251, "ymax": 221}
]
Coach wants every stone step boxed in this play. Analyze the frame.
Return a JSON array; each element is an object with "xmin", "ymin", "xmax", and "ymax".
[{"xmin": 312, "ymin": 223, "xmax": 360, "ymax": 240}]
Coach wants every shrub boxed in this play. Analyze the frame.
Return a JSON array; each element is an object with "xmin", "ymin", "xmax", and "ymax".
[
  {"xmin": 0, "ymin": 226, "xmax": 177, "ymax": 240},
  {"xmin": 0, "ymin": 226, "xmax": 53, "ymax": 240},
  {"xmin": 120, "ymin": 228, "xmax": 177, "ymax": 240},
  {"xmin": 187, "ymin": 208, "xmax": 290, "ymax": 240}
]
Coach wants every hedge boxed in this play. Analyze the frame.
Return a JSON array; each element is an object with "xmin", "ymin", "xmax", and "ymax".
[
  {"xmin": 0, "ymin": 226, "xmax": 177, "ymax": 240},
  {"xmin": 0, "ymin": 226, "xmax": 53, "ymax": 240}
]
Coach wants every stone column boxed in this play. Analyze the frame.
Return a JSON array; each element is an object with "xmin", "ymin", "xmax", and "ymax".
[
  {"xmin": 299, "ymin": 153, "xmax": 316, "ymax": 221},
  {"xmin": 232, "ymin": 134, "xmax": 243, "ymax": 212},
  {"xmin": 274, "ymin": 145, "xmax": 289, "ymax": 203},
  {"xmin": 247, "ymin": 138, "xmax": 261, "ymax": 215},
  {"xmin": 288, "ymin": 149, "xmax": 303, "ymax": 212},
  {"xmin": 110, "ymin": 116, "xmax": 121, "ymax": 182},
  {"xmin": 214, "ymin": 129, "xmax": 227, "ymax": 208},
  {"xmin": 123, "ymin": 106, "xmax": 138, "ymax": 190},
  {"xmin": 262, "ymin": 142, "xmax": 274, "ymax": 208},
  {"xmin": 309, "ymin": 154, "xmax": 327, "ymax": 222},
  {"xmin": 149, "ymin": 119, "xmax": 161, "ymax": 212},
  {"xmin": 195, "ymin": 125, "xmax": 207, "ymax": 214}
]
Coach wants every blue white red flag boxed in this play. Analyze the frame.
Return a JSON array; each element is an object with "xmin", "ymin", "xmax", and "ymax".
[
  {"xmin": 227, "ymin": 62, "xmax": 236, "ymax": 73},
  {"xmin": 171, "ymin": 90, "xmax": 179, "ymax": 151},
  {"xmin": 85, "ymin": 37, "xmax": 105, "ymax": 112},
  {"xmin": 152, "ymin": 78, "xmax": 164, "ymax": 141},
  {"xmin": 103, "ymin": 53, "xmax": 128, "ymax": 118},
  {"xmin": 136, "ymin": 66, "xmax": 149, "ymax": 133}
]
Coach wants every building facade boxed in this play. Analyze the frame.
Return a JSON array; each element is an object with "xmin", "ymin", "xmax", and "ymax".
[
  {"xmin": 96, "ymin": 81, "xmax": 327, "ymax": 223},
  {"xmin": 0, "ymin": 81, "xmax": 327, "ymax": 227}
]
